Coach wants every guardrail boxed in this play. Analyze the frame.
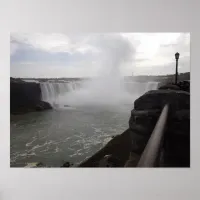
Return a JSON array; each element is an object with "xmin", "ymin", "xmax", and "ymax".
[{"xmin": 137, "ymin": 104, "xmax": 169, "ymax": 167}]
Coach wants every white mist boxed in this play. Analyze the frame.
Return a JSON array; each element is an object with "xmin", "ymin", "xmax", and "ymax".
[{"xmin": 58, "ymin": 34, "xmax": 135, "ymax": 107}]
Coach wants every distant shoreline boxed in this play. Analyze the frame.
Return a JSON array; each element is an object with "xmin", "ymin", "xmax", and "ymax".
[{"xmin": 10, "ymin": 72, "xmax": 190, "ymax": 83}]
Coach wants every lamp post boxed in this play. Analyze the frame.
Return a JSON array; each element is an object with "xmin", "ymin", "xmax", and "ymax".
[{"xmin": 175, "ymin": 52, "xmax": 180, "ymax": 85}]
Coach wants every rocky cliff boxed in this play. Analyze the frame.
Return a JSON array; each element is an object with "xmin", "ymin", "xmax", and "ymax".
[{"xmin": 10, "ymin": 78, "xmax": 52, "ymax": 114}]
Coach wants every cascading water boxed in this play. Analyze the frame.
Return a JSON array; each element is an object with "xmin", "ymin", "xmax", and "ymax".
[
  {"xmin": 124, "ymin": 81, "xmax": 158, "ymax": 95},
  {"xmin": 40, "ymin": 81, "xmax": 81, "ymax": 107},
  {"xmin": 40, "ymin": 80, "xmax": 158, "ymax": 108}
]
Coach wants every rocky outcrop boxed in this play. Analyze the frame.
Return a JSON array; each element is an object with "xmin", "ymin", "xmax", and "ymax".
[
  {"xmin": 163, "ymin": 109, "xmax": 190, "ymax": 167},
  {"xmin": 158, "ymin": 84, "xmax": 180, "ymax": 90},
  {"xmin": 177, "ymin": 80, "xmax": 190, "ymax": 92},
  {"xmin": 134, "ymin": 90, "xmax": 189, "ymax": 111},
  {"xmin": 128, "ymin": 89, "xmax": 190, "ymax": 167},
  {"xmin": 35, "ymin": 101, "xmax": 52, "ymax": 111},
  {"xmin": 79, "ymin": 129, "xmax": 132, "ymax": 167},
  {"xmin": 10, "ymin": 78, "xmax": 52, "ymax": 114},
  {"xmin": 158, "ymin": 81, "xmax": 190, "ymax": 93},
  {"xmin": 61, "ymin": 161, "xmax": 74, "ymax": 167}
]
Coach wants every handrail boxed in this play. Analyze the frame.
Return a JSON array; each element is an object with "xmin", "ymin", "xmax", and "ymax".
[{"xmin": 137, "ymin": 104, "xmax": 169, "ymax": 167}]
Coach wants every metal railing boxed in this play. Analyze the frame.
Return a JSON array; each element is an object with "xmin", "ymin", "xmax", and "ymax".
[{"xmin": 137, "ymin": 104, "xmax": 169, "ymax": 167}]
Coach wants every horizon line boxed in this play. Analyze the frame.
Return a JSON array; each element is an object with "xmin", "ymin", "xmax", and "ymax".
[{"xmin": 10, "ymin": 71, "xmax": 190, "ymax": 79}]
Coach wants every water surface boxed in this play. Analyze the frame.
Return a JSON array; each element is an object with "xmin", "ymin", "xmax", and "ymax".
[{"xmin": 10, "ymin": 105, "xmax": 132, "ymax": 167}]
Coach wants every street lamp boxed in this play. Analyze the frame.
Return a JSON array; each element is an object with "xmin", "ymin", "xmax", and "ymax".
[{"xmin": 175, "ymin": 52, "xmax": 180, "ymax": 84}]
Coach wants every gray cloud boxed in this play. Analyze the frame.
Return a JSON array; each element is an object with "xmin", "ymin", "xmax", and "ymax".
[
  {"xmin": 10, "ymin": 33, "xmax": 190, "ymax": 78},
  {"xmin": 158, "ymin": 33, "xmax": 190, "ymax": 57},
  {"xmin": 134, "ymin": 55, "xmax": 190, "ymax": 75}
]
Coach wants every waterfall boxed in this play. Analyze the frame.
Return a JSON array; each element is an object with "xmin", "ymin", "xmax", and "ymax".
[
  {"xmin": 124, "ymin": 81, "xmax": 158, "ymax": 95},
  {"xmin": 40, "ymin": 81, "xmax": 81, "ymax": 106},
  {"xmin": 39, "ymin": 80, "xmax": 158, "ymax": 108}
]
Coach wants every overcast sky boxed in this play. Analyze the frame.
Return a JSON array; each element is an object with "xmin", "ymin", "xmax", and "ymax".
[{"xmin": 10, "ymin": 33, "xmax": 190, "ymax": 78}]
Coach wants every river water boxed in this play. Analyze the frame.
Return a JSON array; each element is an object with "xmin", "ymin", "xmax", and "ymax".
[{"xmin": 10, "ymin": 80, "xmax": 158, "ymax": 167}]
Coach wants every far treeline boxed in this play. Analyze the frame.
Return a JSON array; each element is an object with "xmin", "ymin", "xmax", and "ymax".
[
  {"xmin": 11, "ymin": 72, "xmax": 190, "ymax": 83},
  {"xmin": 124, "ymin": 72, "xmax": 190, "ymax": 83}
]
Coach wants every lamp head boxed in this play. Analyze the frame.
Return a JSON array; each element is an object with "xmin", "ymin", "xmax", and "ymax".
[{"xmin": 175, "ymin": 52, "xmax": 180, "ymax": 60}]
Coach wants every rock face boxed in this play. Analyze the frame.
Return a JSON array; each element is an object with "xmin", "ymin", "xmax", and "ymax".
[
  {"xmin": 61, "ymin": 161, "xmax": 73, "ymax": 167},
  {"xmin": 177, "ymin": 80, "xmax": 190, "ymax": 92},
  {"xmin": 98, "ymin": 155, "xmax": 122, "ymax": 167},
  {"xmin": 158, "ymin": 84, "xmax": 180, "ymax": 91},
  {"xmin": 129, "ymin": 109, "xmax": 161, "ymax": 155},
  {"xmin": 35, "ymin": 101, "xmax": 52, "ymax": 111},
  {"xmin": 10, "ymin": 78, "xmax": 52, "ymax": 114},
  {"xmin": 164, "ymin": 109, "xmax": 190, "ymax": 167},
  {"xmin": 79, "ymin": 129, "xmax": 132, "ymax": 167},
  {"xmin": 134, "ymin": 90, "xmax": 190, "ymax": 111},
  {"xmin": 158, "ymin": 81, "xmax": 190, "ymax": 93},
  {"xmin": 129, "ymin": 89, "xmax": 190, "ymax": 167}
]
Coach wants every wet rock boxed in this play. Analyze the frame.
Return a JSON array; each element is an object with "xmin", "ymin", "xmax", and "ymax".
[
  {"xmin": 177, "ymin": 80, "xmax": 190, "ymax": 92},
  {"xmin": 158, "ymin": 81, "xmax": 190, "ymax": 93},
  {"xmin": 128, "ymin": 108, "xmax": 163, "ymax": 154},
  {"xmin": 111, "ymin": 135, "xmax": 119, "ymax": 139},
  {"xmin": 98, "ymin": 155, "xmax": 121, "ymax": 167},
  {"xmin": 25, "ymin": 162, "xmax": 44, "ymax": 168},
  {"xmin": 35, "ymin": 101, "xmax": 52, "ymax": 111},
  {"xmin": 10, "ymin": 78, "xmax": 52, "ymax": 114},
  {"xmin": 134, "ymin": 90, "xmax": 190, "ymax": 111},
  {"xmin": 163, "ymin": 109, "xmax": 190, "ymax": 167},
  {"xmin": 170, "ymin": 109, "xmax": 190, "ymax": 134},
  {"xmin": 62, "ymin": 161, "xmax": 73, "ymax": 167},
  {"xmin": 78, "ymin": 129, "xmax": 132, "ymax": 167},
  {"xmin": 129, "ymin": 109, "xmax": 161, "ymax": 133},
  {"xmin": 36, "ymin": 162, "xmax": 45, "ymax": 167},
  {"xmin": 158, "ymin": 84, "xmax": 180, "ymax": 90},
  {"xmin": 124, "ymin": 151, "xmax": 140, "ymax": 167},
  {"xmin": 129, "ymin": 89, "xmax": 190, "ymax": 167}
]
